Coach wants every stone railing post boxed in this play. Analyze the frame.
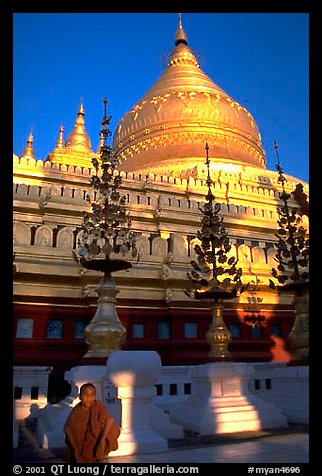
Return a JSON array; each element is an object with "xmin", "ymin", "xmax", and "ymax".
[{"xmin": 106, "ymin": 350, "xmax": 167, "ymax": 456}]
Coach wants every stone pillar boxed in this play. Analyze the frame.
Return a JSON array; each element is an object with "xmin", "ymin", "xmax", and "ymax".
[{"xmin": 106, "ymin": 350, "xmax": 168, "ymax": 455}]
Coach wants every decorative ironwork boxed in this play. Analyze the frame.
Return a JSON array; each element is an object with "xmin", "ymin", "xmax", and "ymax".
[
  {"xmin": 269, "ymin": 142, "xmax": 309, "ymax": 287},
  {"xmin": 269, "ymin": 142, "xmax": 309, "ymax": 364},
  {"xmin": 185, "ymin": 143, "xmax": 247, "ymax": 360},
  {"xmin": 76, "ymin": 98, "xmax": 137, "ymax": 360},
  {"xmin": 243, "ymin": 267, "xmax": 264, "ymax": 326},
  {"xmin": 78, "ymin": 98, "xmax": 136, "ymax": 262},
  {"xmin": 185, "ymin": 142, "xmax": 246, "ymax": 298},
  {"xmin": 293, "ymin": 183, "xmax": 309, "ymax": 216}
]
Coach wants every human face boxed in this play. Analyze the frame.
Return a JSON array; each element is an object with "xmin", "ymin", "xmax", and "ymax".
[{"xmin": 79, "ymin": 386, "xmax": 96, "ymax": 408}]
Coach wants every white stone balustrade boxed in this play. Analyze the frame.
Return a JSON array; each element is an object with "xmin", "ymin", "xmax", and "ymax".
[
  {"xmin": 30, "ymin": 397, "xmax": 74, "ymax": 449},
  {"xmin": 251, "ymin": 362, "xmax": 309, "ymax": 424},
  {"xmin": 14, "ymin": 360, "xmax": 308, "ymax": 451},
  {"xmin": 13, "ymin": 366, "xmax": 52, "ymax": 420},
  {"xmin": 164, "ymin": 362, "xmax": 288, "ymax": 435}
]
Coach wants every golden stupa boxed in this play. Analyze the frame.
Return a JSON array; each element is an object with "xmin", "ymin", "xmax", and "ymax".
[
  {"xmin": 113, "ymin": 18, "xmax": 266, "ymax": 176},
  {"xmin": 46, "ymin": 102, "xmax": 97, "ymax": 167},
  {"xmin": 13, "ymin": 15, "xmax": 309, "ymax": 372}
]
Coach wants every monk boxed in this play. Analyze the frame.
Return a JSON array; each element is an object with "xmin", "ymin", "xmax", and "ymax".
[{"xmin": 64, "ymin": 382, "xmax": 120, "ymax": 463}]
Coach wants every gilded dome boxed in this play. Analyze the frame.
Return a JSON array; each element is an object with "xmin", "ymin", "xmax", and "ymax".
[{"xmin": 113, "ymin": 20, "xmax": 266, "ymax": 175}]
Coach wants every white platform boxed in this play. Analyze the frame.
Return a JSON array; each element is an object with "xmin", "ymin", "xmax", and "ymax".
[{"xmin": 165, "ymin": 362, "xmax": 288, "ymax": 435}]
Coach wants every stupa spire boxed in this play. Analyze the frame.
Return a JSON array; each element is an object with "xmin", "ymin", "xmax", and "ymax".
[
  {"xmin": 175, "ymin": 13, "xmax": 188, "ymax": 46},
  {"xmin": 21, "ymin": 131, "xmax": 35, "ymax": 158},
  {"xmin": 77, "ymin": 101, "xmax": 85, "ymax": 124},
  {"xmin": 46, "ymin": 100, "xmax": 95, "ymax": 167},
  {"xmin": 65, "ymin": 101, "xmax": 92, "ymax": 151},
  {"xmin": 73, "ymin": 101, "xmax": 85, "ymax": 130},
  {"xmin": 55, "ymin": 125, "xmax": 64, "ymax": 149}
]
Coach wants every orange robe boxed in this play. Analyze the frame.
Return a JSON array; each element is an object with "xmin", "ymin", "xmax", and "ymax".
[{"xmin": 64, "ymin": 399, "xmax": 120, "ymax": 463}]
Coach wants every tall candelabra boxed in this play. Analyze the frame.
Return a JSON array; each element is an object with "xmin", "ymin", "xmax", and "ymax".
[
  {"xmin": 269, "ymin": 142, "xmax": 309, "ymax": 364},
  {"xmin": 77, "ymin": 98, "xmax": 137, "ymax": 360},
  {"xmin": 185, "ymin": 143, "xmax": 247, "ymax": 360}
]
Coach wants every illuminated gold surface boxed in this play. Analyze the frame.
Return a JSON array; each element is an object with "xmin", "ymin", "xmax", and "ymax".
[
  {"xmin": 206, "ymin": 303, "xmax": 232, "ymax": 360},
  {"xmin": 113, "ymin": 19, "xmax": 266, "ymax": 175},
  {"xmin": 47, "ymin": 103, "xmax": 96, "ymax": 168},
  {"xmin": 12, "ymin": 18, "xmax": 309, "ymax": 365},
  {"xmin": 65, "ymin": 103, "xmax": 92, "ymax": 151},
  {"xmin": 21, "ymin": 132, "xmax": 35, "ymax": 159},
  {"xmin": 55, "ymin": 125, "xmax": 64, "ymax": 149},
  {"xmin": 83, "ymin": 272, "xmax": 126, "ymax": 359}
]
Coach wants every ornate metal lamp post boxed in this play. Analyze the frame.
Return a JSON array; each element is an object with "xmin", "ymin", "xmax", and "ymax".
[
  {"xmin": 77, "ymin": 99, "xmax": 137, "ymax": 360},
  {"xmin": 269, "ymin": 142, "xmax": 309, "ymax": 364},
  {"xmin": 186, "ymin": 143, "xmax": 247, "ymax": 360}
]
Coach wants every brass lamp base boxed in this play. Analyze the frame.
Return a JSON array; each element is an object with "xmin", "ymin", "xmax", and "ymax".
[
  {"xmin": 82, "ymin": 258, "xmax": 132, "ymax": 359},
  {"xmin": 206, "ymin": 301, "xmax": 232, "ymax": 360},
  {"xmin": 195, "ymin": 287, "xmax": 235, "ymax": 361}
]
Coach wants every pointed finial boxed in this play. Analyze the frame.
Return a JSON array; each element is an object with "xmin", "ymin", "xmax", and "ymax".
[
  {"xmin": 205, "ymin": 142, "xmax": 211, "ymax": 181},
  {"xmin": 103, "ymin": 97, "xmax": 108, "ymax": 116},
  {"xmin": 22, "ymin": 131, "xmax": 35, "ymax": 158},
  {"xmin": 97, "ymin": 98, "xmax": 109, "ymax": 153},
  {"xmin": 205, "ymin": 142, "xmax": 215, "ymax": 200},
  {"xmin": 175, "ymin": 13, "xmax": 188, "ymax": 46},
  {"xmin": 75, "ymin": 101, "xmax": 85, "ymax": 127},
  {"xmin": 274, "ymin": 141, "xmax": 287, "ymax": 188},
  {"xmin": 64, "ymin": 101, "xmax": 92, "ymax": 150},
  {"xmin": 78, "ymin": 100, "xmax": 85, "ymax": 116},
  {"xmin": 99, "ymin": 97, "xmax": 112, "ymax": 152},
  {"xmin": 55, "ymin": 125, "xmax": 64, "ymax": 149},
  {"xmin": 274, "ymin": 141, "xmax": 281, "ymax": 167}
]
